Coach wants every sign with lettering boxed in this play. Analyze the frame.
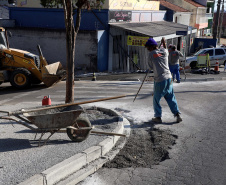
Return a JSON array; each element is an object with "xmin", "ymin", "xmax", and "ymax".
[
  {"xmin": 127, "ymin": 36, "xmax": 149, "ymax": 46},
  {"xmin": 109, "ymin": 11, "xmax": 132, "ymax": 22}
]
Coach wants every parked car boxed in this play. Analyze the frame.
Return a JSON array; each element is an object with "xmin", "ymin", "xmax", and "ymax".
[{"xmin": 185, "ymin": 48, "xmax": 226, "ymax": 68}]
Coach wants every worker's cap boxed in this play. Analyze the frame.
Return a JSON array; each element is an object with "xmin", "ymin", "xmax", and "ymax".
[
  {"xmin": 171, "ymin": 45, "xmax": 176, "ymax": 50},
  {"xmin": 168, "ymin": 44, "xmax": 173, "ymax": 48},
  {"xmin": 145, "ymin": 38, "xmax": 158, "ymax": 47}
]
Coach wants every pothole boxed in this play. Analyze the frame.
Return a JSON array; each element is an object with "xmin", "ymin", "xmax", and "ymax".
[{"xmin": 103, "ymin": 127, "xmax": 177, "ymax": 168}]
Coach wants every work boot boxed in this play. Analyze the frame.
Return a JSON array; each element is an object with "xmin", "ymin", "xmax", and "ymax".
[
  {"xmin": 152, "ymin": 117, "xmax": 162, "ymax": 123},
  {"xmin": 175, "ymin": 113, "xmax": 182, "ymax": 123}
]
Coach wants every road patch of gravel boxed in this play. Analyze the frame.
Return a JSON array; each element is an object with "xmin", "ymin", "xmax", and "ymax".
[{"xmin": 104, "ymin": 126, "xmax": 178, "ymax": 168}]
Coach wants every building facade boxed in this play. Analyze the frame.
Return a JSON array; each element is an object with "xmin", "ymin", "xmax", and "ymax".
[
  {"xmin": 165, "ymin": 0, "xmax": 208, "ymax": 37},
  {"xmin": 7, "ymin": 0, "xmax": 196, "ymax": 72},
  {"xmin": 159, "ymin": 0, "xmax": 191, "ymax": 26}
]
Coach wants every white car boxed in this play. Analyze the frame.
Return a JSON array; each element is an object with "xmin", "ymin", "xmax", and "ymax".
[{"xmin": 185, "ymin": 48, "xmax": 226, "ymax": 68}]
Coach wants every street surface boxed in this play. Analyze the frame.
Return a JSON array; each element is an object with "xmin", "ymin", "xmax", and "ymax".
[
  {"xmin": 1, "ymin": 77, "xmax": 226, "ymax": 184},
  {"xmin": 78, "ymin": 80, "xmax": 226, "ymax": 185}
]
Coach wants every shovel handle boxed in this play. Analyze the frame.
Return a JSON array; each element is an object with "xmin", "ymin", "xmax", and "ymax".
[{"xmin": 2, "ymin": 94, "xmax": 129, "ymax": 116}]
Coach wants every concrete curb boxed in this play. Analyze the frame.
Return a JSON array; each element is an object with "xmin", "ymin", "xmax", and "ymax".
[{"xmin": 18, "ymin": 107, "xmax": 131, "ymax": 185}]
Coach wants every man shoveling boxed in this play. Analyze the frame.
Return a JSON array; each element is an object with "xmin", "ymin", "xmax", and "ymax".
[{"xmin": 145, "ymin": 37, "xmax": 182, "ymax": 123}]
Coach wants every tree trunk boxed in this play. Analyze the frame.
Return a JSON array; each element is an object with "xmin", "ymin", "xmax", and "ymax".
[
  {"xmin": 63, "ymin": 1, "xmax": 75, "ymax": 103},
  {"xmin": 62, "ymin": 1, "xmax": 83, "ymax": 103}
]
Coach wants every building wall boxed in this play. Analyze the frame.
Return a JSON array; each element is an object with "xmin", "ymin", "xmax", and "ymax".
[
  {"xmin": 7, "ymin": 28, "xmax": 98, "ymax": 70},
  {"xmin": 14, "ymin": 0, "xmax": 160, "ymax": 10},
  {"xmin": 166, "ymin": 0, "xmax": 208, "ymax": 29},
  {"xmin": 16, "ymin": 0, "xmax": 42, "ymax": 7},
  {"xmin": 98, "ymin": 0, "xmax": 160, "ymax": 10},
  {"xmin": 131, "ymin": 11, "xmax": 165, "ymax": 22},
  {"xmin": 173, "ymin": 13, "xmax": 191, "ymax": 25},
  {"xmin": 9, "ymin": 7, "xmax": 109, "ymax": 30}
]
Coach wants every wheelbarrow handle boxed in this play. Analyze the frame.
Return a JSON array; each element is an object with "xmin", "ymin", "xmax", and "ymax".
[
  {"xmin": 0, "ymin": 110, "xmax": 11, "ymax": 116},
  {"xmin": 0, "ymin": 95, "xmax": 129, "ymax": 116},
  {"xmin": 0, "ymin": 110, "xmax": 23, "ymax": 116}
]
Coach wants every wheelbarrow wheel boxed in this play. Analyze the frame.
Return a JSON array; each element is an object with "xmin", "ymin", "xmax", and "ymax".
[{"xmin": 67, "ymin": 117, "xmax": 91, "ymax": 142}]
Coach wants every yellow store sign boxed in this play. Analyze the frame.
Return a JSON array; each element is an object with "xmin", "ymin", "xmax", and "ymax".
[{"xmin": 127, "ymin": 36, "xmax": 149, "ymax": 46}]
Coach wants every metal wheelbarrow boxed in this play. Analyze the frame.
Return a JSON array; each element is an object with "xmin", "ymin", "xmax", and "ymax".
[
  {"xmin": 0, "ymin": 105, "xmax": 92, "ymax": 146},
  {"xmin": 0, "ymin": 95, "xmax": 128, "ymax": 146}
]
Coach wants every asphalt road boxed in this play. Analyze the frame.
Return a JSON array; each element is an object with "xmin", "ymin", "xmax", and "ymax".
[
  {"xmin": 78, "ymin": 80, "xmax": 226, "ymax": 185},
  {"xmin": 1, "ymin": 77, "xmax": 226, "ymax": 185}
]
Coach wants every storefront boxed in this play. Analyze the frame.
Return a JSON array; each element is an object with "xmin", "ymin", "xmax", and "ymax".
[{"xmin": 108, "ymin": 21, "xmax": 197, "ymax": 72}]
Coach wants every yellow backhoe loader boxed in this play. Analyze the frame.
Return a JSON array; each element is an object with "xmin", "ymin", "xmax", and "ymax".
[{"xmin": 0, "ymin": 27, "xmax": 66, "ymax": 89}]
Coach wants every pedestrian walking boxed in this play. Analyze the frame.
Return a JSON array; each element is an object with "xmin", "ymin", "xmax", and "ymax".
[
  {"xmin": 145, "ymin": 37, "xmax": 182, "ymax": 123},
  {"xmin": 169, "ymin": 45, "xmax": 184, "ymax": 83}
]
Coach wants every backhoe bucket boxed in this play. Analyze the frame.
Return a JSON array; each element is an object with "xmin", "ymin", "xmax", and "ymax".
[{"xmin": 41, "ymin": 62, "xmax": 66, "ymax": 87}]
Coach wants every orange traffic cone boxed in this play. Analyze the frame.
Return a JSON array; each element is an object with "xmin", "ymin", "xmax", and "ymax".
[{"xmin": 214, "ymin": 60, "xmax": 219, "ymax": 71}]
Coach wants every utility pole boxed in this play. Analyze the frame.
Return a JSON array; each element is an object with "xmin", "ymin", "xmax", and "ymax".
[
  {"xmin": 213, "ymin": 0, "xmax": 221, "ymax": 40},
  {"xmin": 218, "ymin": 0, "xmax": 225, "ymax": 44}
]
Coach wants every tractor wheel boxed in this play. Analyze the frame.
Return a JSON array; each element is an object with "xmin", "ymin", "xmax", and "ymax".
[
  {"xmin": 10, "ymin": 68, "xmax": 31, "ymax": 89},
  {"xmin": 67, "ymin": 117, "xmax": 92, "ymax": 142}
]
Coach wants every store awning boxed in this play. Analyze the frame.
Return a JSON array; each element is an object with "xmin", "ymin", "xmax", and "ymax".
[{"xmin": 109, "ymin": 21, "xmax": 195, "ymax": 41}]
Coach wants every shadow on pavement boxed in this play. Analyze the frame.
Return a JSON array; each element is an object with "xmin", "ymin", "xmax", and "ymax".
[
  {"xmin": 0, "ymin": 138, "xmax": 32, "ymax": 152},
  {"xmin": 0, "ymin": 137, "xmax": 72, "ymax": 152},
  {"xmin": 144, "ymin": 121, "xmax": 179, "ymax": 126}
]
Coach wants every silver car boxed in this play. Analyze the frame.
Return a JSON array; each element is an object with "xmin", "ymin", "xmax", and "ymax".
[{"xmin": 185, "ymin": 48, "xmax": 226, "ymax": 68}]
